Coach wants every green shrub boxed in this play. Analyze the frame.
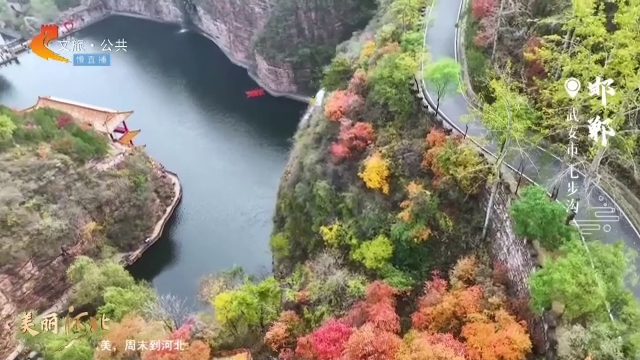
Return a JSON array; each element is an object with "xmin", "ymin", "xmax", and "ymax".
[
  {"xmin": 0, "ymin": 114, "xmax": 16, "ymax": 142},
  {"xmin": 270, "ymin": 233, "xmax": 291, "ymax": 261},
  {"xmin": 400, "ymin": 31, "xmax": 423, "ymax": 54},
  {"xmin": 369, "ymin": 51, "xmax": 418, "ymax": 120},
  {"xmin": 321, "ymin": 55, "xmax": 355, "ymax": 91}
]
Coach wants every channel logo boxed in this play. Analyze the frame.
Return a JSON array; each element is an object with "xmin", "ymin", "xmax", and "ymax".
[{"xmin": 30, "ymin": 24, "xmax": 70, "ymax": 63}]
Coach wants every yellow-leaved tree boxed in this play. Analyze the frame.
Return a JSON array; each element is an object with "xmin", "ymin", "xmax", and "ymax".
[{"xmin": 359, "ymin": 151, "xmax": 390, "ymax": 194}]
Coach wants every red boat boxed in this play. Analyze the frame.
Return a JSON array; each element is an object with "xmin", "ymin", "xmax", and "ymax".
[{"xmin": 245, "ymin": 88, "xmax": 265, "ymax": 98}]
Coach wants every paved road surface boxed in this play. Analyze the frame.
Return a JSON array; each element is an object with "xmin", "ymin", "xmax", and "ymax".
[{"xmin": 421, "ymin": 0, "xmax": 640, "ymax": 297}]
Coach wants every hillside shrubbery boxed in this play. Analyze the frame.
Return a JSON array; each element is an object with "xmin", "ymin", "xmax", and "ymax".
[{"xmin": 0, "ymin": 106, "xmax": 175, "ymax": 267}]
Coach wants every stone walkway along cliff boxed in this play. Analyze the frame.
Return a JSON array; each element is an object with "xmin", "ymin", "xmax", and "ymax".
[{"xmin": 421, "ymin": 0, "xmax": 640, "ymax": 298}]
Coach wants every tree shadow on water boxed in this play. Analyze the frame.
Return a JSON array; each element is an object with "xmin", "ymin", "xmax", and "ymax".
[
  {"xmin": 127, "ymin": 205, "xmax": 183, "ymax": 282},
  {"xmin": 0, "ymin": 75, "xmax": 13, "ymax": 96}
]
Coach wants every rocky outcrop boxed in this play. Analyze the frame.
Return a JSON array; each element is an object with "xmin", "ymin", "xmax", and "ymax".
[{"xmin": 99, "ymin": 0, "xmax": 375, "ymax": 98}]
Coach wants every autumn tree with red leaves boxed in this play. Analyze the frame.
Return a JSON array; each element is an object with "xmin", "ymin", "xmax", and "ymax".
[
  {"xmin": 469, "ymin": 0, "xmax": 498, "ymax": 49},
  {"xmin": 265, "ymin": 311, "xmax": 303, "ymax": 353},
  {"xmin": 57, "ymin": 114, "xmax": 73, "ymax": 128},
  {"xmin": 474, "ymin": 18, "xmax": 498, "ymax": 48},
  {"xmin": 336, "ymin": 282, "xmax": 403, "ymax": 359},
  {"xmin": 410, "ymin": 258, "xmax": 531, "ymax": 360},
  {"xmin": 291, "ymin": 281, "xmax": 402, "ymax": 360},
  {"xmin": 324, "ymin": 90, "xmax": 364, "ymax": 121},
  {"xmin": 329, "ymin": 120, "xmax": 376, "ymax": 163},
  {"xmin": 471, "ymin": 0, "xmax": 496, "ymax": 20},
  {"xmin": 412, "ymin": 272, "xmax": 484, "ymax": 334},
  {"xmin": 329, "ymin": 142, "xmax": 352, "ymax": 163},
  {"xmin": 347, "ymin": 70, "xmax": 368, "ymax": 95},
  {"xmin": 294, "ymin": 320, "xmax": 354, "ymax": 360},
  {"xmin": 281, "ymin": 262, "xmax": 531, "ymax": 360}
]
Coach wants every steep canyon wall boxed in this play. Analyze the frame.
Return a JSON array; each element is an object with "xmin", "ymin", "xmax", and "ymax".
[{"xmin": 99, "ymin": 0, "xmax": 375, "ymax": 97}]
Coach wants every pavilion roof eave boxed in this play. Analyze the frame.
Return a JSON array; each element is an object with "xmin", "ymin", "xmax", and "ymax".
[
  {"xmin": 104, "ymin": 111, "xmax": 134, "ymax": 133},
  {"xmin": 28, "ymin": 96, "xmax": 134, "ymax": 133}
]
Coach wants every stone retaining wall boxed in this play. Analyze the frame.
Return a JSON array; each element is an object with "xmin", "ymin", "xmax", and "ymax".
[{"xmin": 480, "ymin": 181, "xmax": 552, "ymax": 356}]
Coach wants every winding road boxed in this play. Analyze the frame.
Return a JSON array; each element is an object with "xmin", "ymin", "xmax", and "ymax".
[{"xmin": 421, "ymin": 0, "xmax": 640, "ymax": 297}]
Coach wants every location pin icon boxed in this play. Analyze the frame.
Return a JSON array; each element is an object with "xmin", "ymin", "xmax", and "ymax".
[{"xmin": 565, "ymin": 78, "xmax": 581, "ymax": 98}]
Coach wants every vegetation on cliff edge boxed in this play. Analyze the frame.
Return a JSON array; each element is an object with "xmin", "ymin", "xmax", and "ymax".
[
  {"xmin": 10, "ymin": 0, "xmax": 640, "ymax": 358},
  {"xmin": 0, "ymin": 106, "xmax": 175, "ymax": 269}
]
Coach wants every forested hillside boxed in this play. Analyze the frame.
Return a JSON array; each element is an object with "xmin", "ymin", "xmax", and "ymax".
[{"xmin": 10, "ymin": 0, "xmax": 640, "ymax": 359}]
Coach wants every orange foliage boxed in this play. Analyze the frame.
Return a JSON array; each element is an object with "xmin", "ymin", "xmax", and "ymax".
[
  {"xmin": 412, "ymin": 272, "xmax": 483, "ymax": 334},
  {"xmin": 291, "ymin": 282, "xmax": 403, "ymax": 360},
  {"xmin": 343, "ymin": 323, "xmax": 402, "ymax": 360},
  {"xmin": 265, "ymin": 322, "xmax": 289, "ymax": 352},
  {"xmin": 397, "ymin": 332, "xmax": 467, "ymax": 360},
  {"xmin": 396, "ymin": 182, "xmax": 434, "ymax": 242},
  {"xmin": 378, "ymin": 42, "xmax": 401, "ymax": 55},
  {"xmin": 450, "ymin": 256, "xmax": 479, "ymax": 288},
  {"xmin": 339, "ymin": 121, "xmax": 376, "ymax": 151},
  {"xmin": 178, "ymin": 341, "xmax": 211, "ymax": 360},
  {"xmin": 343, "ymin": 281, "xmax": 400, "ymax": 333},
  {"xmin": 323, "ymin": 90, "xmax": 364, "ymax": 121},
  {"xmin": 282, "ymin": 262, "xmax": 531, "ymax": 360},
  {"xmin": 426, "ymin": 128, "xmax": 447, "ymax": 148},
  {"xmin": 461, "ymin": 310, "xmax": 532, "ymax": 360},
  {"xmin": 330, "ymin": 120, "xmax": 376, "ymax": 164},
  {"xmin": 369, "ymin": 42, "xmax": 401, "ymax": 65},
  {"xmin": 96, "ymin": 315, "xmax": 164, "ymax": 360},
  {"xmin": 265, "ymin": 311, "xmax": 302, "ymax": 352},
  {"xmin": 294, "ymin": 335, "xmax": 315, "ymax": 359}
]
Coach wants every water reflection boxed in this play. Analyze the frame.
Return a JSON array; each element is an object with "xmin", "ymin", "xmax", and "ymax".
[{"xmin": 128, "ymin": 206, "xmax": 182, "ymax": 282}]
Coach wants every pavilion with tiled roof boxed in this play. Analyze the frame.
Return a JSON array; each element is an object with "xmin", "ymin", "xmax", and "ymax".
[{"xmin": 21, "ymin": 96, "xmax": 141, "ymax": 146}]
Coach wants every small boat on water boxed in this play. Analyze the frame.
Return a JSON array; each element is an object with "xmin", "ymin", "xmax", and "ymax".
[{"xmin": 245, "ymin": 88, "xmax": 265, "ymax": 98}]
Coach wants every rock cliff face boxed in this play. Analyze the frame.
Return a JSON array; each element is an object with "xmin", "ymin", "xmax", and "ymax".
[{"xmin": 100, "ymin": 0, "xmax": 375, "ymax": 97}]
